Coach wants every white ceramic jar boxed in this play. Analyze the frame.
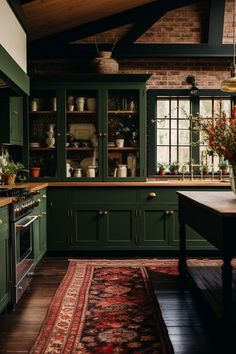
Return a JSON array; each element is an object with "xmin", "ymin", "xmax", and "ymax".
[{"xmin": 87, "ymin": 166, "xmax": 96, "ymax": 178}]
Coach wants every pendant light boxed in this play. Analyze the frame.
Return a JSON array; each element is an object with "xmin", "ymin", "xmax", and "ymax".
[{"xmin": 221, "ymin": 0, "xmax": 236, "ymax": 92}]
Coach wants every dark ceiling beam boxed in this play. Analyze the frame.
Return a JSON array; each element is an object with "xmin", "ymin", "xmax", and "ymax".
[
  {"xmin": 28, "ymin": 43, "xmax": 234, "ymax": 60},
  {"xmin": 29, "ymin": 0, "xmax": 198, "ymax": 51},
  {"xmin": 116, "ymin": 0, "xmax": 197, "ymax": 49},
  {"xmin": 207, "ymin": 0, "xmax": 225, "ymax": 45}
]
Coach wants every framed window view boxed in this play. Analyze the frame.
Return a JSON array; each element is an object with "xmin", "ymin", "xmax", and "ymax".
[{"xmin": 147, "ymin": 89, "xmax": 235, "ymax": 177}]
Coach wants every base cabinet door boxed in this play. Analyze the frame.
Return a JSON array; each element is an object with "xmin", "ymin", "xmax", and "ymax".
[
  {"xmin": 69, "ymin": 206, "xmax": 102, "ymax": 250},
  {"xmin": 102, "ymin": 205, "xmax": 136, "ymax": 249},
  {"xmin": 47, "ymin": 189, "xmax": 69, "ymax": 251},
  {"xmin": 138, "ymin": 205, "xmax": 178, "ymax": 249},
  {"xmin": 0, "ymin": 206, "xmax": 9, "ymax": 313}
]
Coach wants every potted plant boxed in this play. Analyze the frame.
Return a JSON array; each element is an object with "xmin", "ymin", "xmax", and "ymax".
[
  {"xmin": 218, "ymin": 160, "xmax": 228, "ymax": 175},
  {"xmin": 30, "ymin": 159, "xmax": 41, "ymax": 178},
  {"xmin": 169, "ymin": 162, "xmax": 179, "ymax": 175},
  {"xmin": 2, "ymin": 161, "xmax": 27, "ymax": 185},
  {"xmin": 115, "ymin": 123, "xmax": 130, "ymax": 147},
  {"xmin": 157, "ymin": 162, "xmax": 167, "ymax": 175},
  {"xmin": 200, "ymin": 163, "xmax": 209, "ymax": 175}
]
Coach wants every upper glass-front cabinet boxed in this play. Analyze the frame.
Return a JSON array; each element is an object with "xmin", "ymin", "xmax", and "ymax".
[{"xmin": 27, "ymin": 75, "xmax": 149, "ymax": 181}]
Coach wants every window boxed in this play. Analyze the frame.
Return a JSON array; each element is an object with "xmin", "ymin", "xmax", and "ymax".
[{"xmin": 147, "ymin": 90, "xmax": 234, "ymax": 176}]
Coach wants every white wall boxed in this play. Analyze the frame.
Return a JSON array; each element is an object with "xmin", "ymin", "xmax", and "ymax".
[{"xmin": 0, "ymin": 0, "xmax": 27, "ymax": 73}]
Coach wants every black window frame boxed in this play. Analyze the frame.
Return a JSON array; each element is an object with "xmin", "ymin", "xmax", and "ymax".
[{"xmin": 147, "ymin": 89, "xmax": 235, "ymax": 176}]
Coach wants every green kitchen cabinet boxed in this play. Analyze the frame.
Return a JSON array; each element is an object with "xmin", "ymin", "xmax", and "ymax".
[
  {"xmin": 47, "ymin": 188, "xmax": 70, "ymax": 251},
  {"xmin": 0, "ymin": 96, "xmax": 23, "ymax": 145},
  {"xmin": 67, "ymin": 188, "xmax": 137, "ymax": 250},
  {"xmin": 0, "ymin": 205, "xmax": 9, "ymax": 313},
  {"xmin": 28, "ymin": 74, "xmax": 149, "ymax": 181},
  {"xmin": 33, "ymin": 188, "xmax": 47, "ymax": 264}
]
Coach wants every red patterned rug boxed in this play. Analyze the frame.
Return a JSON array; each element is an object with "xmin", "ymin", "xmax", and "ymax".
[{"xmin": 30, "ymin": 259, "xmax": 177, "ymax": 354}]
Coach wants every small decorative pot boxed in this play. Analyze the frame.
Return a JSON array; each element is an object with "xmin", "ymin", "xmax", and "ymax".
[
  {"xmin": 90, "ymin": 51, "xmax": 119, "ymax": 73},
  {"xmin": 2, "ymin": 173, "xmax": 16, "ymax": 185},
  {"xmin": 31, "ymin": 167, "xmax": 41, "ymax": 178},
  {"xmin": 159, "ymin": 169, "xmax": 165, "ymax": 176},
  {"xmin": 115, "ymin": 138, "xmax": 124, "ymax": 147}
]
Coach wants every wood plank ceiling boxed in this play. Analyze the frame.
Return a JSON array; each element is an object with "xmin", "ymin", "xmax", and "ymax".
[
  {"xmin": 16, "ymin": 0, "xmax": 232, "ymax": 59},
  {"xmin": 22, "ymin": 0, "xmax": 156, "ymax": 41}
]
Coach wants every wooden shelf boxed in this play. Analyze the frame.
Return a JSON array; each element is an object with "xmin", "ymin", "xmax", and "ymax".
[
  {"xmin": 30, "ymin": 111, "xmax": 56, "ymax": 114},
  {"xmin": 66, "ymin": 110, "xmax": 96, "ymax": 114},
  {"xmin": 108, "ymin": 147, "xmax": 138, "ymax": 151},
  {"xmin": 29, "ymin": 147, "xmax": 56, "ymax": 151},
  {"xmin": 66, "ymin": 147, "xmax": 93, "ymax": 151},
  {"xmin": 108, "ymin": 110, "xmax": 138, "ymax": 114}
]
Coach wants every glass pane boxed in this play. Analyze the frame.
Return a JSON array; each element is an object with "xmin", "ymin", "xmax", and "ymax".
[
  {"xmin": 170, "ymin": 99, "xmax": 177, "ymax": 118},
  {"xmin": 179, "ymin": 147, "xmax": 190, "ymax": 166},
  {"xmin": 179, "ymin": 99, "xmax": 190, "ymax": 118},
  {"xmin": 221, "ymin": 99, "xmax": 231, "ymax": 117},
  {"xmin": 156, "ymin": 99, "xmax": 169, "ymax": 118},
  {"xmin": 66, "ymin": 90, "xmax": 98, "ymax": 179},
  {"xmin": 171, "ymin": 119, "xmax": 177, "ymax": 129},
  {"xmin": 171, "ymin": 130, "xmax": 177, "ymax": 145},
  {"xmin": 179, "ymin": 130, "xmax": 190, "ymax": 145},
  {"xmin": 108, "ymin": 89, "xmax": 139, "ymax": 178},
  {"xmin": 157, "ymin": 130, "xmax": 169, "ymax": 145},
  {"xmin": 179, "ymin": 119, "xmax": 190, "ymax": 129},
  {"xmin": 29, "ymin": 90, "xmax": 57, "ymax": 178},
  {"xmin": 156, "ymin": 146, "xmax": 169, "ymax": 168},
  {"xmin": 156, "ymin": 118, "xmax": 169, "ymax": 129},
  {"xmin": 170, "ymin": 147, "xmax": 177, "ymax": 162},
  {"xmin": 199, "ymin": 99, "xmax": 212, "ymax": 117}
]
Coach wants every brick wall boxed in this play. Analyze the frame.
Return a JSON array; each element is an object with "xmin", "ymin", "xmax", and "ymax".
[{"xmin": 30, "ymin": 0, "xmax": 234, "ymax": 90}]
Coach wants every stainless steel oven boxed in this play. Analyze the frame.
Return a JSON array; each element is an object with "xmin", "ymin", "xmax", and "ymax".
[
  {"xmin": 2, "ymin": 188, "xmax": 40, "ymax": 305},
  {"xmin": 12, "ymin": 214, "xmax": 38, "ymax": 303}
]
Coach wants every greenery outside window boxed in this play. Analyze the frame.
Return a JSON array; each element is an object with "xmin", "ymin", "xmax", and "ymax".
[{"xmin": 147, "ymin": 90, "xmax": 234, "ymax": 176}]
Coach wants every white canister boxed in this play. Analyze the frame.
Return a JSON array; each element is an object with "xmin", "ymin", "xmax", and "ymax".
[
  {"xmin": 117, "ymin": 164, "xmax": 127, "ymax": 177},
  {"xmin": 74, "ymin": 168, "xmax": 82, "ymax": 178},
  {"xmin": 115, "ymin": 138, "xmax": 124, "ymax": 147},
  {"xmin": 31, "ymin": 98, "xmax": 38, "ymax": 112},
  {"xmin": 76, "ymin": 97, "xmax": 85, "ymax": 111},
  {"xmin": 87, "ymin": 166, "xmax": 96, "ymax": 178},
  {"xmin": 87, "ymin": 98, "xmax": 96, "ymax": 111},
  {"xmin": 66, "ymin": 163, "xmax": 72, "ymax": 177}
]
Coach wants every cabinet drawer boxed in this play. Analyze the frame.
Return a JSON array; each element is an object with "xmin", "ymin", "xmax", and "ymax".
[
  {"xmin": 137, "ymin": 188, "xmax": 177, "ymax": 204},
  {"xmin": 0, "ymin": 206, "xmax": 9, "ymax": 231},
  {"xmin": 69, "ymin": 188, "xmax": 137, "ymax": 204}
]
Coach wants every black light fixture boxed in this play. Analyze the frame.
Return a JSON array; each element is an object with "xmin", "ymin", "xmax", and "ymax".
[
  {"xmin": 221, "ymin": 0, "xmax": 236, "ymax": 92},
  {"xmin": 186, "ymin": 75, "xmax": 199, "ymax": 95}
]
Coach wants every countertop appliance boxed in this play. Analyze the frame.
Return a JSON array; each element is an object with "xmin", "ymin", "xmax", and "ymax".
[{"xmin": 3, "ymin": 188, "xmax": 40, "ymax": 305}]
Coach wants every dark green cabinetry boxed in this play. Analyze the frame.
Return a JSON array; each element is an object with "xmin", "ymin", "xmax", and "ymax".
[
  {"xmin": 28, "ymin": 75, "xmax": 149, "ymax": 181},
  {"xmin": 0, "ymin": 97, "xmax": 23, "ymax": 145},
  {"xmin": 33, "ymin": 188, "xmax": 47, "ymax": 264},
  {"xmin": 47, "ymin": 186, "xmax": 227, "ymax": 252},
  {"xmin": 0, "ymin": 205, "xmax": 9, "ymax": 313}
]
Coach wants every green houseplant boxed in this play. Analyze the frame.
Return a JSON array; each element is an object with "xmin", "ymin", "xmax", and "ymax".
[
  {"xmin": 200, "ymin": 163, "xmax": 209, "ymax": 175},
  {"xmin": 169, "ymin": 162, "xmax": 179, "ymax": 175},
  {"xmin": 218, "ymin": 160, "xmax": 228, "ymax": 175},
  {"xmin": 2, "ymin": 161, "xmax": 27, "ymax": 185},
  {"xmin": 157, "ymin": 162, "xmax": 167, "ymax": 175}
]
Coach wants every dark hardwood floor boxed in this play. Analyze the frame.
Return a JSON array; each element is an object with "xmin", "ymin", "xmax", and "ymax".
[{"xmin": 0, "ymin": 257, "xmax": 234, "ymax": 353}]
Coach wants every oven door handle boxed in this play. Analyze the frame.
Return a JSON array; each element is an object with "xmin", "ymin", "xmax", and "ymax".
[{"xmin": 16, "ymin": 215, "xmax": 38, "ymax": 231}]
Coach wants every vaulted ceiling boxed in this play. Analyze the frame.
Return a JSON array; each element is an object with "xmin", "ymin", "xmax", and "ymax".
[{"xmin": 15, "ymin": 0, "xmax": 232, "ymax": 59}]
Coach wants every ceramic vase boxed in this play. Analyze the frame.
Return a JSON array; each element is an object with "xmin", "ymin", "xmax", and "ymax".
[{"xmin": 46, "ymin": 124, "xmax": 55, "ymax": 148}]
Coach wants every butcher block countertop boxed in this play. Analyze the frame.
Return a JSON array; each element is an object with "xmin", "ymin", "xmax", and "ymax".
[{"xmin": 0, "ymin": 179, "xmax": 230, "ymax": 208}]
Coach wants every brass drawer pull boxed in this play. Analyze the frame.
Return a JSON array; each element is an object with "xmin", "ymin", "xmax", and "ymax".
[
  {"xmin": 0, "ymin": 219, "xmax": 3, "ymax": 224},
  {"xmin": 148, "ymin": 192, "xmax": 156, "ymax": 198},
  {"xmin": 42, "ymin": 195, "xmax": 47, "ymax": 199}
]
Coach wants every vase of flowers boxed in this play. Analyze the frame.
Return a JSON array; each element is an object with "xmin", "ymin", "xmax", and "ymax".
[{"xmin": 193, "ymin": 104, "xmax": 236, "ymax": 193}]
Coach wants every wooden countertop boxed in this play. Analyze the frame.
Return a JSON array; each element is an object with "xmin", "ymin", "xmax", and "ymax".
[
  {"xmin": 0, "ymin": 197, "xmax": 12, "ymax": 207},
  {"xmin": 47, "ymin": 180, "xmax": 230, "ymax": 187}
]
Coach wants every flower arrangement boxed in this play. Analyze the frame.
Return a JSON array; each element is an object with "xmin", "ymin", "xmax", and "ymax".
[{"xmin": 193, "ymin": 105, "xmax": 236, "ymax": 164}]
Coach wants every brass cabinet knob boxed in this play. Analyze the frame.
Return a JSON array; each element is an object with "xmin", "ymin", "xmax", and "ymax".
[
  {"xmin": 103, "ymin": 210, "xmax": 108, "ymax": 215},
  {"xmin": 42, "ymin": 195, "xmax": 47, "ymax": 199},
  {"xmin": 99, "ymin": 210, "xmax": 108, "ymax": 215},
  {"xmin": 99, "ymin": 210, "xmax": 103, "ymax": 215},
  {"xmin": 103, "ymin": 132, "xmax": 107, "ymax": 137},
  {"xmin": 0, "ymin": 219, "xmax": 3, "ymax": 224},
  {"xmin": 98, "ymin": 133, "xmax": 103, "ymax": 137},
  {"xmin": 148, "ymin": 192, "xmax": 156, "ymax": 198},
  {"xmin": 165, "ymin": 210, "xmax": 174, "ymax": 215}
]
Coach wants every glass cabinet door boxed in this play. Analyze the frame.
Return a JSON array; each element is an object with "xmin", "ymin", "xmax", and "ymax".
[
  {"xmin": 66, "ymin": 90, "xmax": 99, "ymax": 179},
  {"xmin": 107, "ymin": 89, "xmax": 140, "ymax": 179},
  {"xmin": 29, "ymin": 90, "xmax": 57, "ymax": 178}
]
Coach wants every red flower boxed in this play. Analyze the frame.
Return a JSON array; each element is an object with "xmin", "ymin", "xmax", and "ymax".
[
  {"xmin": 230, "ymin": 117, "xmax": 235, "ymax": 124},
  {"xmin": 227, "ymin": 152, "xmax": 234, "ymax": 159}
]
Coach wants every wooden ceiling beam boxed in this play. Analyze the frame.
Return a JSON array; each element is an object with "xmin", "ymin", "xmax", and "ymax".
[
  {"xmin": 28, "ymin": 43, "xmax": 234, "ymax": 60},
  {"xmin": 207, "ymin": 0, "xmax": 226, "ymax": 45}
]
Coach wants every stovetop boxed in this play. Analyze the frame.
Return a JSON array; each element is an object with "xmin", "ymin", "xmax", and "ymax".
[{"xmin": 0, "ymin": 188, "xmax": 29, "ymax": 197}]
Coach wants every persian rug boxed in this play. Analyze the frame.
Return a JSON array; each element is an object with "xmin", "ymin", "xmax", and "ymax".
[{"xmin": 30, "ymin": 259, "xmax": 177, "ymax": 354}]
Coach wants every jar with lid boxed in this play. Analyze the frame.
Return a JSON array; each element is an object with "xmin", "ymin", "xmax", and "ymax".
[{"xmin": 87, "ymin": 166, "xmax": 96, "ymax": 178}]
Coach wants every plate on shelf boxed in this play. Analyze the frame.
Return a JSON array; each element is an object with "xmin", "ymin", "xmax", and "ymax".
[{"xmin": 69, "ymin": 123, "xmax": 96, "ymax": 140}]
